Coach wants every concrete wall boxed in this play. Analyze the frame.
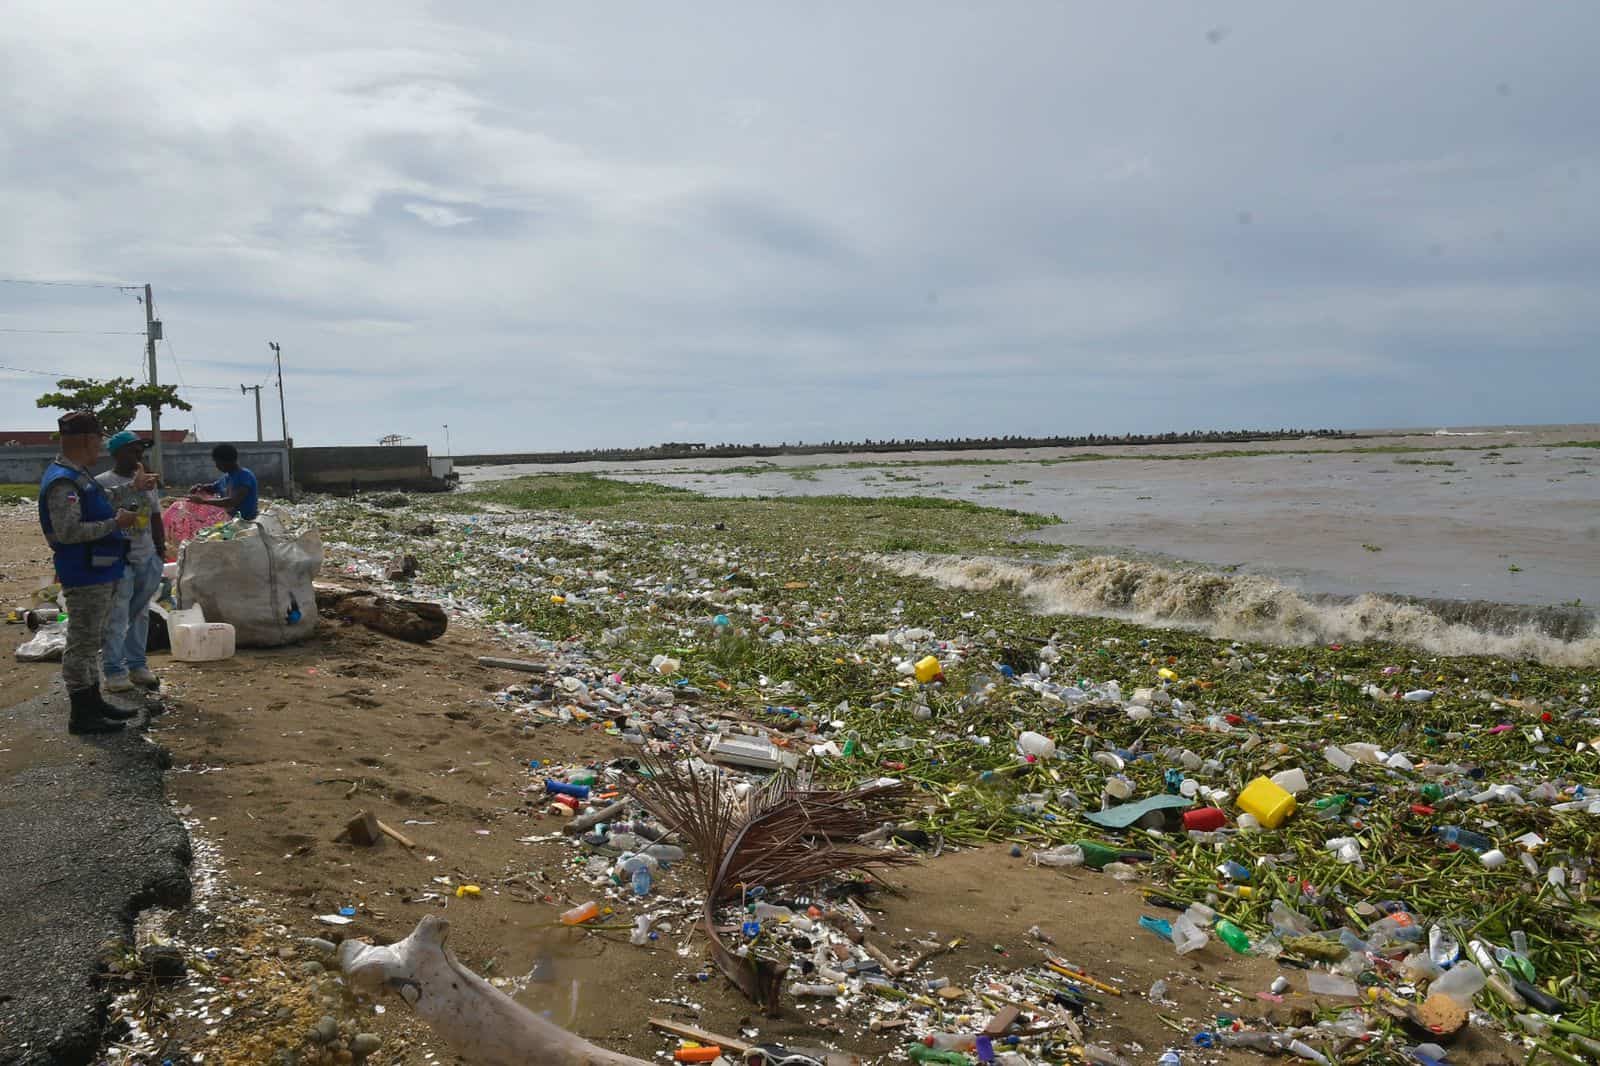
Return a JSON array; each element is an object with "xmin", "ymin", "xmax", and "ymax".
[
  {"xmin": 0, "ymin": 441, "xmax": 290, "ymax": 492},
  {"xmin": 292, "ymin": 445, "xmax": 440, "ymax": 491}
]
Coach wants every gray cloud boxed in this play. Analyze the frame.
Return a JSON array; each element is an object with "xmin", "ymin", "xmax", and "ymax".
[{"xmin": 1, "ymin": 1, "xmax": 1596, "ymax": 451}]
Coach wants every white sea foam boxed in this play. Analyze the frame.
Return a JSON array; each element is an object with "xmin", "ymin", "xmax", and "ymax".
[{"xmin": 878, "ymin": 553, "xmax": 1600, "ymax": 666}]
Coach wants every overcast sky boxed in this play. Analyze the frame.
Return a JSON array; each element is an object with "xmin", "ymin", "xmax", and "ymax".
[{"xmin": 2, "ymin": 2, "xmax": 1596, "ymax": 453}]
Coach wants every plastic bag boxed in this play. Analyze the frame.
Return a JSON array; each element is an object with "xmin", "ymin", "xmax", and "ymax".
[
  {"xmin": 161, "ymin": 499, "xmax": 231, "ymax": 552},
  {"xmin": 176, "ymin": 510, "xmax": 322, "ymax": 647},
  {"xmin": 16, "ymin": 622, "xmax": 67, "ymax": 662}
]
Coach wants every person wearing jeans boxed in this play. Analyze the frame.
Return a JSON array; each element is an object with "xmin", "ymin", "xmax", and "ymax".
[{"xmin": 98, "ymin": 430, "xmax": 167, "ymax": 691}]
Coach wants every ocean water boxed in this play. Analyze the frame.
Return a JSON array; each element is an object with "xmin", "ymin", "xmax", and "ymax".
[{"xmin": 463, "ymin": 425, "xmax": 1600, "ymax": 661}]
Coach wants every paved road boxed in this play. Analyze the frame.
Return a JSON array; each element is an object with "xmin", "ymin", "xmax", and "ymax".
[{"xmin": 0, "ymin": 687, "xmax": 190, "ymax": 1066}]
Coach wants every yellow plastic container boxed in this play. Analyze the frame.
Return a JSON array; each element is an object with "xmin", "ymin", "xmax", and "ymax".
[
  {"xmin": 1237, "ymin": 776, "xmax": 1296, "ymax": 829},
  {"xmin": 913, "ymin": 655, "xmax": 944, "ymax": 683}
]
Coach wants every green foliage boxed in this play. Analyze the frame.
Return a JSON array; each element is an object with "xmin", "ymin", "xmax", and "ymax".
[
  {"xmin": 0, "ymin": 483, "xmax": 36, "ymax": 503},
  {"xmin": 35, "ymin": 376, "xmax": 192, "ymax": 434}
]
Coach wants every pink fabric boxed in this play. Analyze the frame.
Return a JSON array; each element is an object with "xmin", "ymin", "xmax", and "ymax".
[{"xmin": 162, "ymin": 499, "xmax": 230, "ymax": 557}]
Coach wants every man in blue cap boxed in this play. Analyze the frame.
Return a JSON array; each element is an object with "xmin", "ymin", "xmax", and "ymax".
[
  {"xmin": 97, "ymin": 429, "xmax": 167, "ymax": 692},
  {"xmin": 37, "ymin": 411, "xmax": 140, "ymax": 734}
]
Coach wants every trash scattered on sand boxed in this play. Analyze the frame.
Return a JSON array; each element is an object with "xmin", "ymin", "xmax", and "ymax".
[{"xmin": 106, "ymin": 487, "xmax": 1600, "ymax": 1064}]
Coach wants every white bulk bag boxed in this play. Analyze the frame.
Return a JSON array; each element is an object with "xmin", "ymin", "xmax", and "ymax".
[{"xmin": 176, "ymin": 511, "xmax": 322, "ymax": 647}]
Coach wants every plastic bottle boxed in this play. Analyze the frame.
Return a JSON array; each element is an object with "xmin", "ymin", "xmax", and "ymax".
[
  {"xmin": 1076, "ymin": 840, "xmax": 1126, "ymax": 870},
  {"xmin": 605, "ymin": 832, "xmax": 647, "ymax": 853},
  {"xmin": 631, "ymin": 866, "xmax": 653, "ymax": 897},
  {"xmin": 1030, "ymin": 844, "xmax": 1085, "ymax": 868},
  {"xmin": 1217, "ymin": 859, "xmax": 1252, "ymax": 882},
  {"xmin": 1323, "ymin": 745, "xmax": 1355, "ymax": 772},
  {"xmin": 641, "ymin": 843, "xmax": 685, "ymax": 865},
  {"xmin": 1157, "ymin": 1052, "xmax": 1181, "ymax": 1066},
  {"xmin": 907, "ymin": 1048, "xmax": 971, "ymax": 1066},
  {"xmin": 545, "ymin": 779, "xmax": 592, "ymax": 801},
  {"xmin": 1183, "ymin": 807, "xmax": 1227, "ymax": 831},
  {"xmin": 1017, "ymin": 731, "xmax": 1056, "ymax": 758},
  {"xmin": 921, "ymin": 1034, "xmax": 977, "ymax": 1052},
  {"xmin": 560, "ymin": 901, "xmax": 601, "ymax": 925},
  {"xmin": 1430, "ymin": 961, "xmax": 1485, "ymax": 1005},
  {"xmin": 1434, "ymin": 826, "xmax": 1492, "ymax": 854},
  {"xmin": 1215, "ymin": 919, "xmax": 1251, "ymax": 954},
  {"xmin": 630, "ymin": 914, "xmax": 654, "ymax": 945},
  {"xmin": 793, "ymin": 982, "xmax": 843, "ymax": 998}
]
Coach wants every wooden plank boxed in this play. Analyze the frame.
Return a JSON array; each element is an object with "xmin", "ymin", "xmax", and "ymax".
[{"xmin": 648, "ymin": 1018, "xmax": 754, "ymax": 1056}]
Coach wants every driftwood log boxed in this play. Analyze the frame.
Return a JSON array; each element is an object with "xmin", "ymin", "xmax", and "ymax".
[
  {"xmin": 316, "ymin": 588, "xmax": 448, "ymax": 643},
  {"xmin": 339, "ymin": 915, "xmax": 650, "ymax": 1066}
]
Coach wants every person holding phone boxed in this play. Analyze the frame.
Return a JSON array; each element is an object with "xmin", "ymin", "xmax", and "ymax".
[{"xmin": 97, "ymin": 430, "xmax": 167, "ymax": 692}]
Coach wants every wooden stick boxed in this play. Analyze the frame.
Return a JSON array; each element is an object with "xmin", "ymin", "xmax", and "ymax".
[
  {"xmin": 863, "ymin": 940, "xmax": 905, "ymax": 977},
  {"xmin": 376, "ymin": 819, "xmax": 417, "ymax": 848},
  {"xmin": 648, "ymin": 1019, "xmax": 754, "ymax": 1056},
  {"xmin": 478, "ymin": 656, "xmax": 552, "ymax": 674},
  {"xmin": 566, "ymin": 799, "xmax": 629, "ymax": 835}
]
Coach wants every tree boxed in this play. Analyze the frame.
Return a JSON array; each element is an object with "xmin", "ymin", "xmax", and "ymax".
[{"xmin": 35, "ymin": 376, "xmax": 191, "ymax": 434}]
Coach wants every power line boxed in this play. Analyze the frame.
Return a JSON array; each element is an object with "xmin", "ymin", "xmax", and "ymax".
[
  {"xmin": 0, "ymin": 277, "xmax": 137, "ymax": 290},
  {"xmin": 2, "ymin": 359, "xmax": 231, "ymax": 390},
  {"xmin": 0, "ymin": 362, "xmax": 75, "ymax": 377},
  {"xmin": 0, "ymin": 327, "xmax": 147, "ymax": 335}
]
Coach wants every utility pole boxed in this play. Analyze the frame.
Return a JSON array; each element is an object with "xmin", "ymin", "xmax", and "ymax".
[
  {"xmin": 144, "ymin": 284, "xmax": 164, "ymax": 474},
  {"xmin": 268, "ymin": 341, "xmax": 293, "ymax": 497},
  {"xmin": 443, "ymin": 423, "xmax": 451, "ymax": 458},
  {"xmin": 241, "ymin": 384, "xmax": 264, "ymax": 442}
]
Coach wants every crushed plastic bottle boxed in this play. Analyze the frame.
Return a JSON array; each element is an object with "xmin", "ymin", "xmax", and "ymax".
[
  {"xmin": 1434, "ymin": 825, "xmax": 1492, "ymax": 853},
  {"xmin": 1030, "ymin": 844, "xmax": 1085, "ymax": 868}
]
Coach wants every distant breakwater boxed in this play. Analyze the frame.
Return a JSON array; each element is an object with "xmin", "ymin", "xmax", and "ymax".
[{"xmin": 456, "ymin": 428, "xmax": 1351, "ymax": 467}]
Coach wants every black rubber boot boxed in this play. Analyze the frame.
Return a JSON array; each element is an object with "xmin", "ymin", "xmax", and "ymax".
[
  {"xmin": 68, "ymin": 687, "xmax": 125, "ymax": 735},
  {"xmin": 91, "ymin": 685, "xmax": 140, "ymax": 721}
]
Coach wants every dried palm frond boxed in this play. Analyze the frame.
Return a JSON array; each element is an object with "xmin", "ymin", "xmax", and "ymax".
[{"xmin": 629, "ymin": 755, "xmax": 913, "ymax": 1015}]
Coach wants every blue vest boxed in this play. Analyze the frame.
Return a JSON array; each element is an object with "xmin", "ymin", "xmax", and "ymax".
[{"xmin": 38, "ymin": 461, "xmax": 127, "ymax": 587}]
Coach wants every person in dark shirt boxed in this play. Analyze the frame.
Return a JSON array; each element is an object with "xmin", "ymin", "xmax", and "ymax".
[{"xmin": 188, "ymin": 443, "xmax": 259, "ymax": 520}]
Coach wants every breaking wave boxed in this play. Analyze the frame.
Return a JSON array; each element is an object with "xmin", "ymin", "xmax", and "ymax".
[{"xmin": 877, "ymin": 553, "xmax": 1600, "ymax": 666}]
